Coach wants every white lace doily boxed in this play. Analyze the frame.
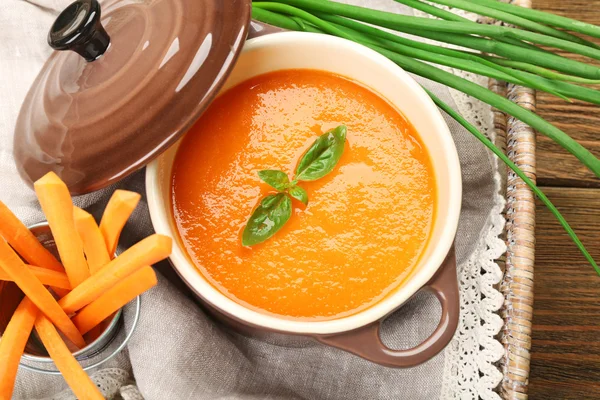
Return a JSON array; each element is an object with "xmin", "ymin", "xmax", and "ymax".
[{"xmin": 410, "ymin": 6, "xmax": 508, "ymax": 400}]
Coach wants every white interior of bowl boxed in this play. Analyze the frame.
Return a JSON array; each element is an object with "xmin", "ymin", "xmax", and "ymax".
[{"xmin": 146, "ymin": 32, "xmax": 462, "ymax": 334}]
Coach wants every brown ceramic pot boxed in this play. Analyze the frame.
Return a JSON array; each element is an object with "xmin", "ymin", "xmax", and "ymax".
[{"xmin": 146, "ymin": 27, "xmax": 463, "ymax": 368}]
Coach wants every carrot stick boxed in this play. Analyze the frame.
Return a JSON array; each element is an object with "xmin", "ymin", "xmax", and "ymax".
[
  {"xmin": 51, "ymin": 287, "xmax": 71, "ymax": 299},
  {"xmin": 59, "ymin": 234, "xmax": 171, "ymax": 314},
  {"xmin": 34, "ymin": 172, "xmax": 89, "ymax": 288},
  {"xmin": 73, "ymin": 207, "xmax": 111, "ymax": 275},
  {"xmin": 0, "ymin": 200, "xmax": 69, "ymax": 297},
  {"xmin": 0, "ymin": 265, "xmax": 71, "ymax": 290},
  {"xmin": 73, "ymin": 266, "xmax": 157, "ymax": 335},
  {"xmin": 0, "ymin": 201, "xmax": 63, "ymax": 272},
  {"xmin": 0, "ymin": 297, "xmax": 38, "ymax": 399},
  {"xmin": 99, "ymin": 190, "xmax": 141, "ymax": 257},
  {"xmin": 34, "ymin": 315, "xmax": 104, "ymax": 400},
  {"xmin": 0, "ymin": 239, "xmax": 85, "ymax": 348}
]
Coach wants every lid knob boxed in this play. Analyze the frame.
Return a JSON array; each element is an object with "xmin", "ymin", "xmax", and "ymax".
[{"xmin": 48, "ymin": 0, "xmax": 110, "ymax": 62}]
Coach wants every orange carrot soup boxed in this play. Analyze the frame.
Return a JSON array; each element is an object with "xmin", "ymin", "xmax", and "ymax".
[{"xmin": 171, "ymin": 69, "xmax": 436, "ymax": 320}]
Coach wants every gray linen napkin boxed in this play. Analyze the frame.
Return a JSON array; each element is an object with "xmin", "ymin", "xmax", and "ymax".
[{"xmin": 1, "ymin": 1, "xmax": 497, "ymax": 399}]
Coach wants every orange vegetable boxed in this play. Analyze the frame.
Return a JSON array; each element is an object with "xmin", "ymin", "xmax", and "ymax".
[
  {"xmin": 73, "ymin": 266, "xmax": 157, "ymax": 335},
  {"xmin": 0, "ymin": 297, "xmax": 38, "ymax": 399},
  {"xmin": 0, "ymin": 265, "xmax": 71, "ymax": 290},
  {"xmin": 73, "ymin": 207, "xmax": 111, "ymax": 275},
  {"xmin": 0, "ymin": 238, "xmax": 85, "ymax": 348},
  {"xmin": 0, "ymin": 200, "xmax": 69, "ymax": 297},
  {"xmin": 34, "ymin": 315, "xmax": 104, "ymax": 400},
  {"xmin": 51, "ymin": 287, "xmax": 71, "ymax": 299},
  {"xmin": 0, "ymin": 201, "xmax": 63, "ymax": 272},
  {"xmin": 99, "ymin": 190, "xmax": 141, "ymax": 257},
  {"xmin": 34, "ymin": 172, "xmax": 89, "ymax": 288},
  {"xmin": 59, "ymin": 234, "xmax": 172, "ymax": 314}
]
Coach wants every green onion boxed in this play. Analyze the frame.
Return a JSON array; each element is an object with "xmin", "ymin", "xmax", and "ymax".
[
  {"xmin": 315, "ymin": 13, "xmax": 600, "ymax": 105},
  {"xmin": 395, "ymin": 0, "xmax": 474, "ymax": 22},
  {"xmin": 320, "ymin": 15, "xmax": 572, "ymax": 101},
  {"xmin": 426, "ymin": 88, "xmax": 600, "ymax": 276},
  {"xmin": 260, "ymin": 0, "xmax": 600, "ymax": 62},
  {"xmin": 415, "ymin": 0, "xmax": 600, "ymax": 49},
  {"xmin": 253, "ymin": 7, "xmax": 321, "ymax": 31},
  {"xmin": 256, "ymin": 1, "xmax": 600, "ymax": 79},
  {"xmin": 317, "ymin": 13, "xmax": 591, "ymax": 103},
  {"xmin": 392, "ymin": 0, "xmax": 544, "ymax": 52},
  {"xmin": 470, "ymin": 0, "xmax": 600, "ymax": 39},
  {"xmin": 477, "ymin": 56, "xmax": 600, "ymax": 85},
  {"xmin": 398, "ymin": 26, "xmax": 600, "ymax": 79}
]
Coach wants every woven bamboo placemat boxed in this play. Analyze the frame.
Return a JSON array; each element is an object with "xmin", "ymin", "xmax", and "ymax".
[{"xmin": 486, "ymin": 0, "xmax": 537, "ymax": 398}]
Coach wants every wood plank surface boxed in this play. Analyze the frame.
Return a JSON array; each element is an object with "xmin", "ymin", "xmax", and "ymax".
[
  {"xmin": 530, "ymin": 187, "xmax": 600, "ymax": 399},
  {"xmin": 532, "ymin": 0, "xmax": 600, "ymax": 188},
  {"xmin": 524, "ymin": 2, "xmax": 600, "ymax": 399}
]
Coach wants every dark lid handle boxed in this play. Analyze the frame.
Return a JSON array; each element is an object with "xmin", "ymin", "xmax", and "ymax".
[{"xmin": 48, "ymin": 0, "xmax": 110, "ymax": 62}]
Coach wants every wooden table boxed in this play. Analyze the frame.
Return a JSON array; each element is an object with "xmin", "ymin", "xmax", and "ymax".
[{"xmin": 529, "ymin": 1, "xmax": 600, "ymax": 398}]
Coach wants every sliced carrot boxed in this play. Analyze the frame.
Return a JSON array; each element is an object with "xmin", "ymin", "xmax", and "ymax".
[
  {"xmin": 73, "ymin": 266, "xmax": 157, "ymax": 335},
  {"xmin": 0, "ymin": 265, "xmax": 71, "ymax": 290},
  {"xmin": 51, "ymin": 286, "xmax": 71, "ymax": 299},
  {"xmin": 59, "ymin": 234, "xmax": 171, "ymax": 314},
  {"xmin": 0, "ymin": 201, "xmax": 63, "ymax": 272},
  {"xmin": 34, "ymin": 315, "xmax": 104, "ymax": 400},
  {"xmin": 73, "ymin": 207, "xmax": 111, "ymax": 275},
  {"xmin": 0, "ymin": 297, "xmax": 38, "ymax": 399},
  {"xmin": 34, "ymin": 172, "xmax": 89, "ymax": 288},
  {"xmin": 0, "ymin": 238, "xmax": 85, "ymax": 348},
  {"xmin": 0, "ymin": 200, "xmax": 69, "ymax": 297},
  {"xmin": 99, "ymin": 190, "xmax": 141, "ymax": 257}
]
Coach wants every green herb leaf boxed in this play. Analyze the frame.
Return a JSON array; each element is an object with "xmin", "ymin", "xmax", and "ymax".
[
  {"xmin": 258, "ymin": 170, "xmax": 290, "ymax": 191},
  {"xmin": 242, "ymin": 193, "xmax": 292, "ymax": 246},
  {"xmin": 288, "ymin": 185, "xmax": 308, "ymax": 205},
  {"xmin": 295, "ymin": 125, "xmax": 347, "ymax": 181}
]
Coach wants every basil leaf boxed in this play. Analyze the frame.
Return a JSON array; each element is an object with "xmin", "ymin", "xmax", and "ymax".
[
  {"xmin": 242, "ymin": 193, "xmax": 292, "ymax": 246},
  {"xmin": 288, "ymin": 185, "xmax": 308, "ymax": 205},
  {"xmin": 257, "ymin": 170, "xmax": 290, "ymax": 191},
  {"xmin": 295, "ymin": 125, "xmax": 347, "ymax": 181}
]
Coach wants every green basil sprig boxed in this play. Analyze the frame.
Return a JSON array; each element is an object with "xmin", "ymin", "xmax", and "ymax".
[
  {"xmin": 295, "ymin": 125, "xmax": 347, "ymax": 181},
  {"xmin": 242, "ymin": 193, "xmax": 292, "ymax": 246},
  {"xmin": 242, "ymin": 125, "xmax": 347, "ymax": 246}
]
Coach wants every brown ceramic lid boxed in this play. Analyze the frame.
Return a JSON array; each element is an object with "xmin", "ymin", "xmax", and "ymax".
[{"xmin": 14, "ymin": 0, "xmax": 251, "ymax": 195}]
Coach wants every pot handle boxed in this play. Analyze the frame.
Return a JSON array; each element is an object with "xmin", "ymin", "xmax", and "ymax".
[{"xmin": 317, "ymin": 246, "xmax": 459, "ymax": 368}]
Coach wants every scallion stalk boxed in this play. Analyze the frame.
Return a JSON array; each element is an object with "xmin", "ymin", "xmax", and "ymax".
[
  {"xmin": 414, "ymin": 0, "xmax": 600, "ymax": 49},
  {"xmin": 397, "ymin": 26, "xmax": 600, "ymax": 79},
  {"xmin": 426, "ymin": 88, "xmax": 600, "ymax": 276},
  {"xmin": 476, "ymin": 56, "xmax": 600, "ymax": 85},
  {"xmin": 470, "ymin": 0, "xmax": 600, "ymax": 39},
  {"xmin": 256, "ymin": 1, "xmax": 600, "ymax": 79},
  {"xmin": 392, "ymin": 0, "xmax": 544, "ymax": 52},
  {"xmin": 315, "ymin": 13, "xmax": 600, "ymax": 105},
  {"xmin": 259, "ymin": 0, "xmax": 600, "ymax": 62},
  {"xmin": 327, "ymin": 19, "xmax": 572, "ymax": 101}
]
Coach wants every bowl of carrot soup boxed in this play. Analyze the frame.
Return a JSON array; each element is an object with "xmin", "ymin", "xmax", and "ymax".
[{"xmin": 146, "ymin": 32, "xmax": 462, "ymax": 367}]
